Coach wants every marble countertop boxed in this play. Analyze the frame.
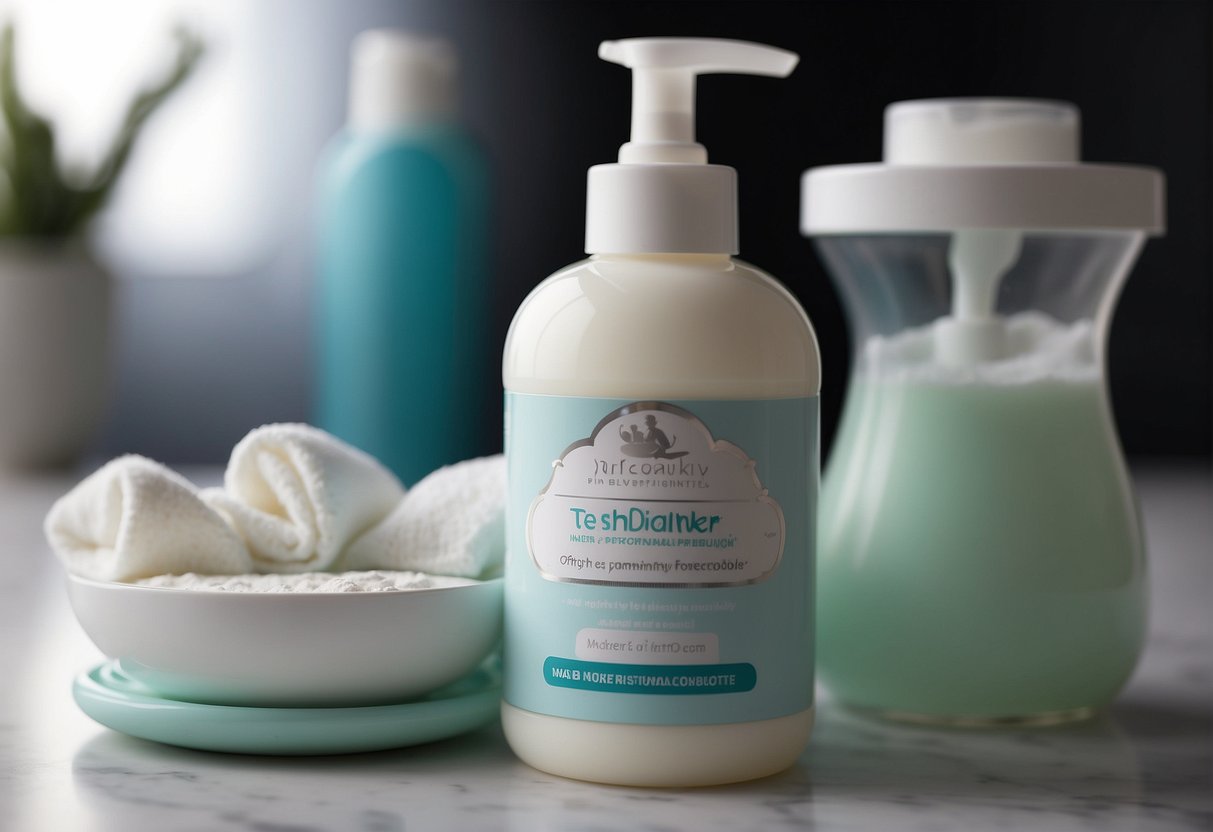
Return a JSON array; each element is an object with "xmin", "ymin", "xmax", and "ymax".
[{"xmin": 2, "ymin": 464, "xmax": 1209, "ymax": 831}]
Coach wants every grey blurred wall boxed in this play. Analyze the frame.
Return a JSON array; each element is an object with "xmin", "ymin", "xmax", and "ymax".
[{"xmin": 91, "ymin": 0, "xmax": 1211, "ymax": 465}]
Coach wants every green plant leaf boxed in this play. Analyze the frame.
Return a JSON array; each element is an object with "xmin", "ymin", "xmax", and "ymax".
[
  {"xmin": 0, "ymin": 22, "xmax": 205, "ymax": 238},
  {"xmin": 0, "ymin": 22, "xmax": 70, "ymax": 235},
  {"xmin": 65, "ymin": 26, "xmax": 205, "ymax": 232}
]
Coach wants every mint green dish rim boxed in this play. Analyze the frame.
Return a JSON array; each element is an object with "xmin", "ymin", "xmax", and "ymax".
[{"xmin": 74, "ymin": 659, "xmax": 501, "ymax": 756}]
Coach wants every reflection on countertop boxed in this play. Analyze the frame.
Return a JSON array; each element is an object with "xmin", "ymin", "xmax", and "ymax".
[{"xmin": 2, "ymin": 464, "xmax": 1210, "ymax": 831}]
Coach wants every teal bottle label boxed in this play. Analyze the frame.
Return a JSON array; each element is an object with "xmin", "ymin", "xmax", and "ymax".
[{"xmin": 504, "ymin": 393, "xmax": 817, "ymax": 726}]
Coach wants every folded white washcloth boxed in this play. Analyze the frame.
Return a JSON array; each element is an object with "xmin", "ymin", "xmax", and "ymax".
[
  {"xmin": 201, "ymin": 423, "xmax": 404, "ymax": 573},
  {"xmin": 341, "ymin": 454, "xmax": 505, "ymax": 579},
  {"xmin": 44, "ymin": 455, "xmax": 252, "ymax": 582}
]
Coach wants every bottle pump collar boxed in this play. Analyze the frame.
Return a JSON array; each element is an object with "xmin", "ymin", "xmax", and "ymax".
[{"xmin": 586, "ymin": 38, "xmax": 798, "ymax": 254}]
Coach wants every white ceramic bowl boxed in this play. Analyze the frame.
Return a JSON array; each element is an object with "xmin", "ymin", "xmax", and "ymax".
[{"xmin": 67, "ymin": 575, "xmax": 503, "ymax": 707}]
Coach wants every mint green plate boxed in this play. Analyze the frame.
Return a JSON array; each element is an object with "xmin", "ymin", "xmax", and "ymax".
[{"xmin": 74, "ymin": 660, "xmax": 501, "ymax": 756}]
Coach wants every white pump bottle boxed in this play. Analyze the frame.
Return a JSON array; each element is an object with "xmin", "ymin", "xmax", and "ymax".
[{"xmin": 502, "ymin": 38, "xmax": 819, "ymax": 787}]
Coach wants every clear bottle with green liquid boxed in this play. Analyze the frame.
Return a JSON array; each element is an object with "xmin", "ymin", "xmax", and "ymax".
[{"xmin": 801, "ymin": 99, "xmax": 1165, "ymax": 725}]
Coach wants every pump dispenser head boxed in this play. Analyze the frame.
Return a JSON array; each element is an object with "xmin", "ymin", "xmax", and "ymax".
[
  {"xmin": 585, "ymin": 38, "xmax": 798, "ymax": 254},
  {"xmin": 599, "ymin": 38, "xmax": 798, "ymax": 165}
]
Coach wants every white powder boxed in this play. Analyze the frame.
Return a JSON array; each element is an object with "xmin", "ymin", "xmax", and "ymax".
[
  {"xmin": 134, "ymin": 570, "xmax": 478, "ymax": 593},
  {"xmin": 862, "ymin": 311, "xmax": 1098, "ymax": 385}
]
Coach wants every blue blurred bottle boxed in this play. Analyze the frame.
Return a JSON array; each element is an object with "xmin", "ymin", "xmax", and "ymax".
[{"xmin": 316, "ymin": 31, "xmax": 490, "ymax": 485}]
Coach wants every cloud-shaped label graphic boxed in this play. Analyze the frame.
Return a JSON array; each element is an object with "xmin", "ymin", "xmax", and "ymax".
[{"xmin": 527, "ymin": 402, "xmax": 785, "ymax": 587}]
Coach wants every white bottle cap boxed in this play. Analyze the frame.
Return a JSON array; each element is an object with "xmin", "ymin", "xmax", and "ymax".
[
  {"xmin": 885, "ymin": 98, "xmax": 1079, "ymax": 165},
  {"xmin": 802, "ymin": 97, "xmax": 1164, "ymax": 233},
  {"xmin": 585, "ymin": 38, "xmax": 798, "ymax": 254},
  {"xmin": 349, "ymin": 30, "xmax": 456, "ymax": 131}
]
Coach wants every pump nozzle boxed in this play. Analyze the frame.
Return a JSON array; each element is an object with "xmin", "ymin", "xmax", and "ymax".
[
  {"xmin": 586, "ymin": 37, "xmax": 798, "ymax": 254},
  {"xmin": 599, "ymin": 38, "xmax": 798, "ymax": 164}
]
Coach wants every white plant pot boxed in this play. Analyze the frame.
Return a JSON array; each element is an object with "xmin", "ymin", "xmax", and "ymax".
[{"xmin": 0, "ymin": 239, "xmax": 111, "ymax": 468}]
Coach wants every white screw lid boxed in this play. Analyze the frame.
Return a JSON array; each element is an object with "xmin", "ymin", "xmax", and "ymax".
[
  {"xmin": 802, "ymin": 97, "xmax": 1165, "ymax": 234},
  {"xmin": 348, "ymin": 30, "xmax": 457, "ymax": 131}
]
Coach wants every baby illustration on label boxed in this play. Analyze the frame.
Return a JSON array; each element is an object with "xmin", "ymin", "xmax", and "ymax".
[{"xmin": 619, "ymin": 414, "xmax": 689, "ymax": 459}]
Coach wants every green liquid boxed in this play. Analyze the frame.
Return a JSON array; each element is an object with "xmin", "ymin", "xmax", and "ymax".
[{"xmin": 819, "ymin": 373, "xmax": 1146, "ymax": 719}]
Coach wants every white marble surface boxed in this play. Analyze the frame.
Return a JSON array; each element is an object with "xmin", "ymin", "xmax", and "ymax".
[{"xmin": 1, "ymin": 464, "xmax": 1210, "ymax": 831}]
